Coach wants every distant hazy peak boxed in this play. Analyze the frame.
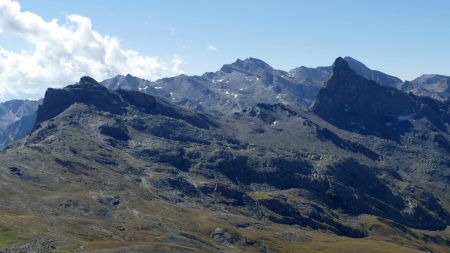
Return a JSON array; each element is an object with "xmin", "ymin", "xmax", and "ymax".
[
  {"xmin": 220, "ymin": 57, "xmax": 274, "ymax": 73},
  {"xmin": 412, "ymin": 74, "xmax": 449, "ymax": 84}
]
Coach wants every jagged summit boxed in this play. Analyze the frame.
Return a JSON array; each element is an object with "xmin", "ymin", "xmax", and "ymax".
[
  {"xmin": 65, "ymin": 76, "xmax": 108, "ymax": 92},
  {"xmin": 79, "ymin": 76, "xmax": 99, "ymax": 85},
  {"xmin": 35, "ymin": 76, "xmax": 122, "ymax": 126},
  {"xmin": 98, "ymin": 56, "xmax": 418, "ymax": 118},
  {"xmin": 343, "ymin": 56, "xmax": 403, "ymax": 88},
  {"xmin": 331, "ymin": 57, "xmax": 349, "ymax": 73},
  {"xmin": 311, "ymin": 57, "xmax": 448, "ymax": 140},
  {"xmin": 220, "ymin": 57, "xmax": 274, "ymax": 74},
  {"xmin": 323, "ymin": 57, "xmax": 380, "ymax": 89},
  {"xmin": 3, "ymin": 56, "xmax": 450, "ymax": 152},
  {"xmin": 34, "ymin": 77, "xmax": 215, "ymax": 130},
  {"xmin": 101, "ymin": 73, "xmax": 151, "ymax": 91}
]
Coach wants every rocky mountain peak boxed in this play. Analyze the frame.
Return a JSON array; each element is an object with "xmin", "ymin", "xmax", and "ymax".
[
  {"xmin": 34, "ymin": 76, "xmax": 215, "ymax": 131},
  {"xmin": 312, "ymin": 57, "xmax": 418, "ymax": 140},
  {"xmin": 342, "ymin": 56, "xmax": 370, "ymax": 75},
  {"xmin": 413, "ymin": 74, "xmax": 449, "ymax": 84},
  {"xmin": 73, "ymin": 76, "xmax": 108, "ymax": 90},
  {"xmin": 35, "ymin": 76, "xmax": 124, "ymax": 126},
  {"xmin": 66, "ymin": 76, "xmax": 109, "ymax": 93},
  {"xmin": 79, "ymin": 76, "xmax": 100, "ymax": 85},
  {"xmin": 124, "ymin": 73, "xmax": 139, "ymax": 83},
  {"xmin": 331, "ymin": 57, "xmax": 350, "ymax": 74},
  {"xmin": 402, "ymin": 74, "xmax": 450, "ymax": 101},
  {"xmin": 343, "ymin": 56, "xmax": 403, "ymax": 88},
  {"xmin": 220, "ymin": 57, "xmax": 273, "ymax": 74},
  {"xmin": 288, "ymin": 65, "xmax": 331, "ymax": 85},
  {"xmin": 100, "ymin": 74, "xmax": 148, "ymax": 91}
]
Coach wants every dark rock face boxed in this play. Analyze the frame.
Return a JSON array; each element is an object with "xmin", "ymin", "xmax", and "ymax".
[
  {"xmin": 99, "ymin": 125, "xmax": 130, "ymax": 141},
  {"xmin": 315, "ymin": 127, "xmax": 380, "ymax": 160},
  {"xmin": 35, "ymin": 76, "xmax": 216, "ymax": 130},
  {"xmin": 434, "ymin": 134, "xmax": 450, "ymax": 154},
  {"xmin": 259, "ymin": 197, "xmax": 366, "ymax": 238},
  {"xmin": 35, "ymin": 77, "xmax": 126, "ymax": 126},
  {"xmin": 206, "ymin": 151, "xmax": 312, "ymax": 190},
  {"xmin": 207, "ymin": 147, "xmax": 449, "ymax": 231},
  {"xmin": 116, "ymin": 89, "xmax": 215, "ymax": 129},
  {"xmin": 155, "ymin": 177, "xmax": 200, "ymax": 197},
  {"xmin": 322, "ymin": 160, "xmax": 403, "ymax": 214},
  {"xmin": 311, "ymin": 57, "xmax": 448, "ymax": 140},
  {"xmin": 322, "ymin": 160, "xmax": 449, "ymax": 230},
  {"xmin": 9, "ymin": 167, "xmax": 23, "ymax": 176}
]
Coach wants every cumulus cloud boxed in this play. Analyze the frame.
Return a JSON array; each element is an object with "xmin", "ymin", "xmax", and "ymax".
[
  {"xmin": 171, "ymin": 54, "xmax": 184, "ymax": 75},
  {"xmin": 206, "ymin": 45, "xmax": 218, "ymax": 52},
  {"xmin": 0, "ymin": 0, "xmax": 183, "ymax": 101}
]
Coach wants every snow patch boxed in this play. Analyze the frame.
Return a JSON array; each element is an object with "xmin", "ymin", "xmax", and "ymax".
[
  {"xmin": 224, "ymin": 90, "xmax": 238, "ymax": 98},
  {"xmin": 397, "ymin": 113, "xmax": 414, "ymax": 122},
  {"xmin": 139, "ymin": 85, "xmax": 149, "ymax": 91}
]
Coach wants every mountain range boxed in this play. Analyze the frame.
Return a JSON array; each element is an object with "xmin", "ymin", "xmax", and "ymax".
[
  {"xmin": 1, "ymin": 56, "xmax": 449, "ymax": 151},
  {"xmin": 0, "ymin": 57, "xmax": 448, "ymax": 252},
  {"xmin": 101, "ymin": 56, "xmax": 449, "ymax": 115}
]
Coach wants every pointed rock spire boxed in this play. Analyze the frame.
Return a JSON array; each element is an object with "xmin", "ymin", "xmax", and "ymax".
[{"xmin": 311, "ymin": 57, "xmax": 417, "ymax": 140}]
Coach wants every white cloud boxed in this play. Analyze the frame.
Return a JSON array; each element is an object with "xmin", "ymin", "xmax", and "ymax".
[
  {"xmin": 0, "ymin": 0, "xmax": 182, "ymax": 101},
  {"xmin": 207, "ymin": 45, "xmax": 218, "ymax": 52},
  {"xmin": 171, "ymin": 54, "xmax": 184, "ymax": 75}
]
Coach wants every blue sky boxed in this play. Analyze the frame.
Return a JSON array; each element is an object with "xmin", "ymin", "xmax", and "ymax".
[{"xmin": 0, "ymin": 0, "xmax": 449, "ymax": 100}]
